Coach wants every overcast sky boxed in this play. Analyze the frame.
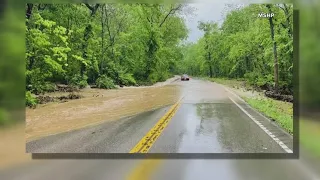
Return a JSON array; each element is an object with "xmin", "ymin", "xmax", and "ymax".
[
  {"xmin": 185, "ymin": 3, "xmax": 227, "ymax": 42},
  {"xmin": 184, "ymin": 0, "xmax": 257, "ymax": 43}
]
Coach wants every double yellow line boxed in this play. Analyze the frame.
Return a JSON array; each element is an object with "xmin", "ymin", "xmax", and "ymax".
[{"xmin": 129, "ymin": 98, "xmax": 183, "ymax": 153}]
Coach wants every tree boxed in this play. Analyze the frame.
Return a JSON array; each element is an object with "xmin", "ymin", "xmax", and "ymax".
[
  {"xmin": 266, "ymin": 4, "xmax": 279, "ymax": 94},
  {"xmin": 25, "ymin": 3, "xmax": 191, "ymax": 97},
  {"xmin": 181, "ymin": 4, "xmax": 293, "ymax": 95}
]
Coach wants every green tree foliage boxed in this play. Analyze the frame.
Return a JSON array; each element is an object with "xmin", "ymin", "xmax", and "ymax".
[
  {"xmin": 96, "ymin": 75, "xmax": 116, "ymax": 89},
  {"xmin": 26, "ymin": 91, "xmax": 38, "ymax": 108},
  {"xmin": 25, "ymin": 4, "xmax": 189, "ymax": 96},
  {"xmin": 180, "ymin": 4, "xmax": 293, "ymax": 94}
]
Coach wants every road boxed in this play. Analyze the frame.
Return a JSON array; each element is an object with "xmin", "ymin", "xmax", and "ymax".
[
  {"xmin": 26, "ymin": 79, "xmax": 293, "ymax": 153},
  {"xmin": 1, "ymin": 159, "xmax": 319, "ymax": 180}
]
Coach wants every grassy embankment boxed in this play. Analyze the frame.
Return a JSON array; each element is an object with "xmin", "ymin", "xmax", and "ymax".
[
  {"xmin": 206, "ymin": 77, "xmax": 320, "ymax": 157},
  {"xmin": 205, "ymin": 77, "xmax": 292, "ymax": 133}
]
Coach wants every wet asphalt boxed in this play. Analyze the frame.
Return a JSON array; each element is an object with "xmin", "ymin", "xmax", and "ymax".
[
  {"xmin": 26, "ymin": 79, "xmax": 293, "ymax": 153},
  {"xmin": 1, "ymin": 159, "xmax": 319, "ymax": 180},
  {"xmin": 9, "ymin": 79, "xmax": 319, "ymax": 180}
]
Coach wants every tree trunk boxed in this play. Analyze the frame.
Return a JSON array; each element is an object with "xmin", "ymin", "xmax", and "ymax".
[
  {"xmin": 101, "ymin": 6, "xmax": 105, "ymax": 73},
  {"xmin": 26, "ymin": 4, "xmax": 33, "ymax": 19},
  {"xmin": 209, "ymin": 64, "xmax": 213, "ymax": 78},
  {"xmin": 283, "ymin": 4, "xmax": 293, "ymax": 38},
  {"xmin": 81, "ymin": 4, "xmax": 100, "ymax": 77},
  {"xmin": 81, "ymin": 24, "xmax": 92, "ymax": 76},
  {"xmin": 208, "ymin": 52, "xmax": 213, "ymax": 78},
  {"xmin": 267, "ymin": 4, "xmax": 279, "ymax": 94}
]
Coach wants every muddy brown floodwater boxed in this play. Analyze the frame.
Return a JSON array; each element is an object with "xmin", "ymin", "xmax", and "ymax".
[{"xmin": 26, "ymin": 85, "xmax": 181, "ymax": 142}]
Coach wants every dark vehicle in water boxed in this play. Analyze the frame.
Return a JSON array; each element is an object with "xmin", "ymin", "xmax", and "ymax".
[{"xmin": 181, "ymin": 74, "xmax": 190, "ymax": 81}]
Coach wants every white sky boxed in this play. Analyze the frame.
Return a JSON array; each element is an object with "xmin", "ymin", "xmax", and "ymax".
[
  {"xmin": 184, "ymin": 0, "xmax": 265, "ymax": 42},
  {"xmin": 185, "ymin": 3, "xmax": 227, "ymax": 42}
]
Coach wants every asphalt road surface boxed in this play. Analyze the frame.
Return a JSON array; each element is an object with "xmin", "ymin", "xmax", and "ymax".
[
  {"xmin": 1, "ymin": 159, "xmax": 320, "ymax": 180},
  {"xmin": 26, "ymin": 79, "xmax": 293, "ymax": 153}
]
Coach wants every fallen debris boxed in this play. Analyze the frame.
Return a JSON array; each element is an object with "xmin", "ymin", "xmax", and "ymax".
[
  {"xmin": 37, "ymin": 96, "xmax": 55, "ymax": 104},
  {"xmin": 37, "ymin": 93, "xmax": 83, "ymax": 104},
  {"xmin": 264, "ymin": 91, "xmax": 293, "ymax": 103},
  {"xmin": 56, "ymin": 84, "xmax": 79, "ymax": 92}
]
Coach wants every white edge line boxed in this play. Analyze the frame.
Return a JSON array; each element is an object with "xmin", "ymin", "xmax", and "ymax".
[
  {"xmin": 228, "ymin": 96, "xmax": 293, "ymax": 153},
  {"xmin": 220, "ymin": 84, "xmax": 320, "ymax": 179},
  {"xmin": 222, "ymin": 85, "xmax": 293, "ymax": 138}
]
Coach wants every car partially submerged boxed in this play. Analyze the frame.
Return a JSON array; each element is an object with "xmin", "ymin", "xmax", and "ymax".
[{"xmin": 181, "ymin": 74, "xmax": 190, "ymax": 81}]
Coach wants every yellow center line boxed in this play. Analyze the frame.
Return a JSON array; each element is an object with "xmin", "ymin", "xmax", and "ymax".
[
  {"xmin": 126, "ymin": 159, "xmax": 162, "ymax": 180},
  {"xmin": 129, "ymin": 97, "xmax": 183, "ymax": 153}
]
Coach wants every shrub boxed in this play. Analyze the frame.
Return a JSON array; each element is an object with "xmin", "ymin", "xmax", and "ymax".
[
  {"xmin": 69, "ymin": 74, "xmax": 88, "ymax": 89},
  {"xmin": 96, "ymin": 75, "xmax": 116, "ymax": 89},
  {"xmin": 245, "ymin": 72, "xmax": 273, "ymax": 88},
  {"xmin": 26, "ymin": 91, "xmax": 38, "ymax": 108},
  {"xmin": 43, "ymin": 83, "xmax": 56, "ymax": 92},
  {"xmin": 244, "ymin": 72, "xmax": 259, "ymax": 85},
  {"xmin": 119, "ymin": 73, "xmax": 137, "ymax": 86},
  {"xmin": 148, "ymin": 73, "xmax": 158, "ymax": 84},
  {"xmin": 148, "ymin": 71, "xmax": 170, "ymax": 84},
  {"xmin": 26, "ymin": 83, "xmax": 56, "ymax": 95}
]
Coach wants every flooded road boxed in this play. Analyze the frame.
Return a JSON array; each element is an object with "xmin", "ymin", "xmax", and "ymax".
[
  {"xmin": 26, "ymin": 79, "xmax": 292, "ymax": 153},
  {"xmin": 26, "ymin": 84, "xmax": 180, "ymax": 142}
]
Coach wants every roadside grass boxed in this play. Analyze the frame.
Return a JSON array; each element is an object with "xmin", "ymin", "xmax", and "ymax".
[
  {"xmin": 300, "ymin": 119, "xmax": 320, "ymax": 157},
  {"xmin": 209, "ymin": 77, "xmax": 320, "ymax": 157},
  {"xmin": 242, "ymin": 97, "xmax": 293, "ymax": 134},
  {"xmin": 204, "ymin": 77, "xmax": 293, "ymax": 134}
]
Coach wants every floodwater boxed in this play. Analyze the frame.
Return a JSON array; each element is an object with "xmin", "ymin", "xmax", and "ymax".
[{"xmin": 26, "ymin": 84, "xmax": 181, "ymax": 142}]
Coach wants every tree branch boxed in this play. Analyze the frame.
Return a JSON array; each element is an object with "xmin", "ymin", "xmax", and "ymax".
[
  {"xmin": 84, "ymin": 3, "xmax": 94, "ymax": 11},
  {"xmin": 146, "ymin": 16, "xmax": 151, "ymax": 23},
  {"xmin": 159, "ymin": 4, "xmax": 182, "ymax": 28},
  {"xmin": 278, "ymin": 4, "xmax": 285, "ymax": 12},
  {"xmin": 37, "ymin": 4, "xmax": 47, "ymax": 11},
  {"xmin": 84, "ymin": 3, "xmax": 100, "ymax": 16}
]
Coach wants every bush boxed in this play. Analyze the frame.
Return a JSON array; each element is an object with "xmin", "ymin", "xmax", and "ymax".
[
  {"xmin": 244, "ymin": 72, "xmax": 273, "ymax": 88},
  {"xmin": 69, "ymin": 74, "xmax": 88, "ymax": 89},
  {"xmin": 119, "ymin": 73, "xmax": 137, "ymax": 86},
  {"xmin": 96, "ymin": 75, "xmax": 116, "ymax": 89},
  {"xmin": 244, "ymin": 72, "xmax": 259, "ymax": 85},
  {"xmin": 26, "ymin": 68, "xmax": 46, "ymax": 94},
  {"xmin": 26, "ymin": 91, "xmax": 38, "ymax": 108},
  {"xmin": 148, "ymin": 72, "xmax": 170, "ymax": 84},
  {"xmin": 43, "ymin": 83, "xmax": 56, "ymax": 92},
  {"xmin": 148, "ymin": 73, "xmax": 158, "ymax": 84},
  {"xmin": 26, "ymin": 82, "xmax": 56, "ymax": 95}
]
